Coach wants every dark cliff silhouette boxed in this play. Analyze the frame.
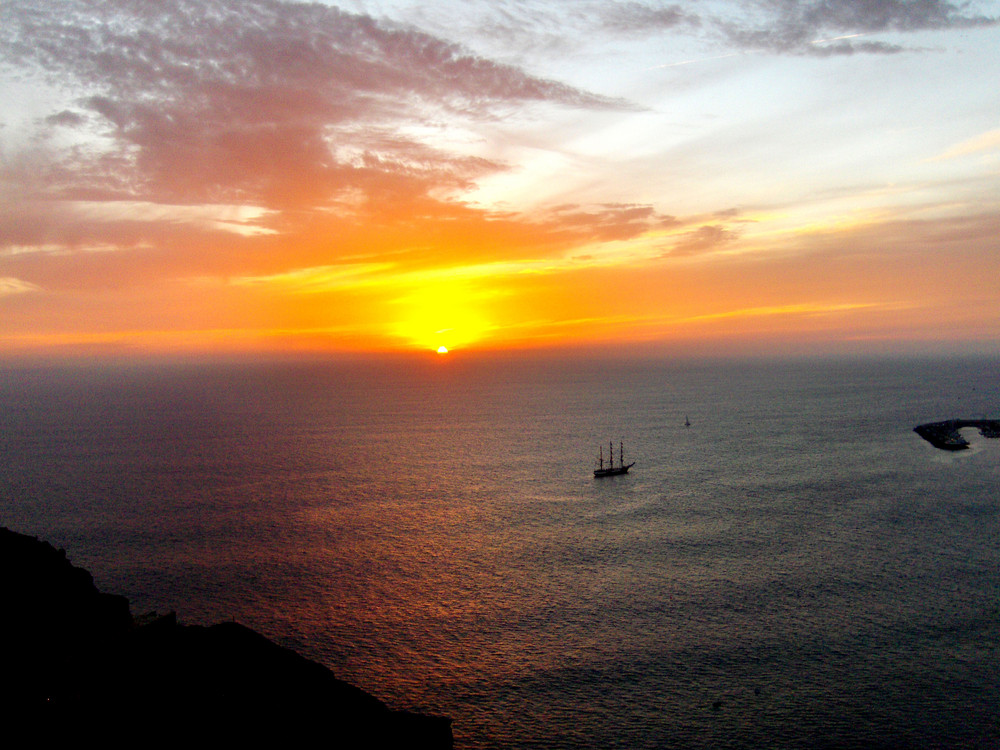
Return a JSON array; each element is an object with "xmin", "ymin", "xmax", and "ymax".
[{"xmin": 0, "ymin": 527, "xmax": 452, "ymax": 748}]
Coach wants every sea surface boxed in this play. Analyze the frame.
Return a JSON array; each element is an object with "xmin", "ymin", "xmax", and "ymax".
[{"xmin": 2, "ymin": 353, "xmax": 998, "ymax": 748}]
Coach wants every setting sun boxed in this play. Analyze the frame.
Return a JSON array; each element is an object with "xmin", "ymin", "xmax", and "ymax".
[
  {"xmin": 436, "ymin": 345, "xmax": 449, "ymax": 354},
  {"xmin": 391, "ymin": 281, "xmax": 493, "ymax": 352}
]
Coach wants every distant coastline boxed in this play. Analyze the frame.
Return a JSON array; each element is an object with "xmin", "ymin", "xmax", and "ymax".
[{"xmin": 913, "ymin": 419, "xmax": 1000, "ymax": 451}]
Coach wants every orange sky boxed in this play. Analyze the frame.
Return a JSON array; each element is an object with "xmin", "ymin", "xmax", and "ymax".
[{"xmin": 2, "ymin": 1, "xmax": 999, "ymax": 360}]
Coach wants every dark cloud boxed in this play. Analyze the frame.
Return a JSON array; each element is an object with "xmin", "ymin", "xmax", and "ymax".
[
  {"xmin": 807, "ymin": 39, "xmax": 906, "ymax": 55},
  {"xmin": 595, "ymin": 0, "xmax": 997, "ymax": 55},
  {"xmin": 598, "ymin": 3, "xmax": 700, "ymax": 34},
  {"xmin": 802, "ymin": 0, "xmax": 996, "ymax": 33},
  {"xmin": 45, "ymin": 111, "xmax": 88, "ymax": 127},
  {"xmin": 1, "ymin": 0, "xmax": 626, "ymax": 210},
  {"xmin": 717, "ymin": 0, "xmax": 999, "ymax": 55},
  {"xmin": 544, "ymin": 203, "xmax": 679, "ymax": 242},
  {"xmin": 667, "ymin": 224, "xmax": 740, "ymax": 256}
]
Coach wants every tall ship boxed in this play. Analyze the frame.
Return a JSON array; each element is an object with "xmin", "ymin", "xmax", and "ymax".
[{"xmin": 594, "ymin": 441, "xmax": 634, "ymax": 477}]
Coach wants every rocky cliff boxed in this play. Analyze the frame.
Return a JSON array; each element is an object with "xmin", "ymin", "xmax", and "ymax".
[{"xmin": 0, "ymin": 527, "xmax": 452, "ymax": 748}]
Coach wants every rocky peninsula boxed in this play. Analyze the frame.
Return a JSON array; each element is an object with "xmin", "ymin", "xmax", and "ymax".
[
  {"xmin": 913, "ymin": 419, "xmax": 1000, "ymax": 451},
  {"xmin": 0, "ymin": 527, "xmax": 452, "ymax": 747}
]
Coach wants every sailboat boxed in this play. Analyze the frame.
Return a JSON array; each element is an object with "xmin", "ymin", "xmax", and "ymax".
[
  {"xmin": 685, "ymin": 415, "xmax": 691, "ymax": 427},
  {"xmin": 594, "ymin": 441, "xmax": 635, "ymax": 477}
]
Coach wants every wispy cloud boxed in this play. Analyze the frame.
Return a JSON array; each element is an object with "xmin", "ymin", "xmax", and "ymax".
[
  {"xmin": 598, "ymin": 3, "xmax": 700, "ymax": 34},
  {"xmin": 681, "ymin": 301, "xmax": 883, "ymax": 324},
  {"xmin": 1, "ymin": 0, "xmax": 625, "ymax": 213},
  {"xmin": 0, "ymin": 277, "xmax": 40, "ymax": 296},
  {"xmin": 666, "ymin": 224, "xmax": 741, "ymax": 257},
  {"xmin": 228, "ymin": 262, "xmax": 395, "ymax": 292},
  {"xmin": 538, "ymin": 203, "xmax": 679, "ymax": 242},
  {"xmin": 931, "ymin": 129, "xmax": 1000, "ymax": 161},
  {"xmin": 0, "ymin": 0, "xmax": 650, "ymax": 309},
  {"xmin": 603, "ymin": 0, "xmax": 997, "ymax": 55}
]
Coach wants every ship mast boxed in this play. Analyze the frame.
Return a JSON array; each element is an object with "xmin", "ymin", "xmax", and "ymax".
[
  {"xmin": 620, "ymin": 441, "xmax": 624, "ymax": 469},
  {"xmin": 599, "ymin": 444, "xmax": 603, "ymax": 470}
]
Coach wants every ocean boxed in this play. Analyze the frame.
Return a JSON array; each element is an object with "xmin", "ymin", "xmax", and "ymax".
[{"xmin": 2, "ymin": 353, "xmax": 998, "ymax": 748}]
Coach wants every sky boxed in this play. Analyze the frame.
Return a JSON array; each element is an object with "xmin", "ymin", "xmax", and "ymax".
[{"xmin": 2, "ymin": 0, "xmax": 999, "ymax": 360}]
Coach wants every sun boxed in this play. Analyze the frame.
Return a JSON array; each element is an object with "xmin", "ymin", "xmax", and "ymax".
[{"xmin": 392, "ymin": 281, "xmax": 492, "ymax": 352}]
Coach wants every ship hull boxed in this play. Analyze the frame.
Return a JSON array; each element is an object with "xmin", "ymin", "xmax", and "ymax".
[{"xmin": 594, "ymin": 462, "xmax": 635, "ymax": 477}]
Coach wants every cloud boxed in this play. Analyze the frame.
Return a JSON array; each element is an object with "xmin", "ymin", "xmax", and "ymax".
[
  {"xmin": 540, "ymin": 203, "xmax": 679, "ymax": 242},
  {"xmin": 0, "ymin": 277, "xmax": 40, "ymax": 296},
  {"xmin": 597, "ymin": 0, "xmax": 998, "ymax": 56},
  {"xmin": 680, "ymin": 301, "xmax": 882, "ymax": 324},
  {"xmin": 1, "ymin": 0, "xmax": 625, "ymax": 212},
  {"xmin": 598, "ymin": 3, "xmax": 700, "ymax": 34},
  {"xmin": 799, "ymin": 0, "xmax": 996, "ymax": 33},
  {"xmin": 715, "ymin": 0, "xmax": 999, "ymax": 55},
  {"xmin": 0, "ymin": 195, "xmax": 273, "ymax": 253},
  {"xmin": 44, "ymin": 111, "xmax": 88, "ymax": 128},
  {"xmin": 366, "ymin": 1, "xmax": 995, "ymax": 63},
  {"xmin": 229, "ymin": 262, "xmax": 395, "ymax": 292},
  {"xmin": 931, "ymin": 129, "xmax": 1000, "ymax": 161},
  {"xmin": 666, "ymin": 224, "xmax": 741, "ymax": 256}
]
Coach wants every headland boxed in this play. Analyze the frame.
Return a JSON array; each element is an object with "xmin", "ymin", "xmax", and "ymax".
[
  {"xmin": 0, "ymin": 526, "xmax": 452, "ymax": 748},
  {"xmin": 913, "ymin": 419, "xmax": 1000, "ymax": 451}
]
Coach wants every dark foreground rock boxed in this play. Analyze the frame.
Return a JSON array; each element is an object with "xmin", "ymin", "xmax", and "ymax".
[
  {"xmin": 914, "ymin": 419, "xmax": 1000, "ymax": 451},
  {"xmin": 0, "ymin": 527, "xmax": 452, "ymax": 748}
]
